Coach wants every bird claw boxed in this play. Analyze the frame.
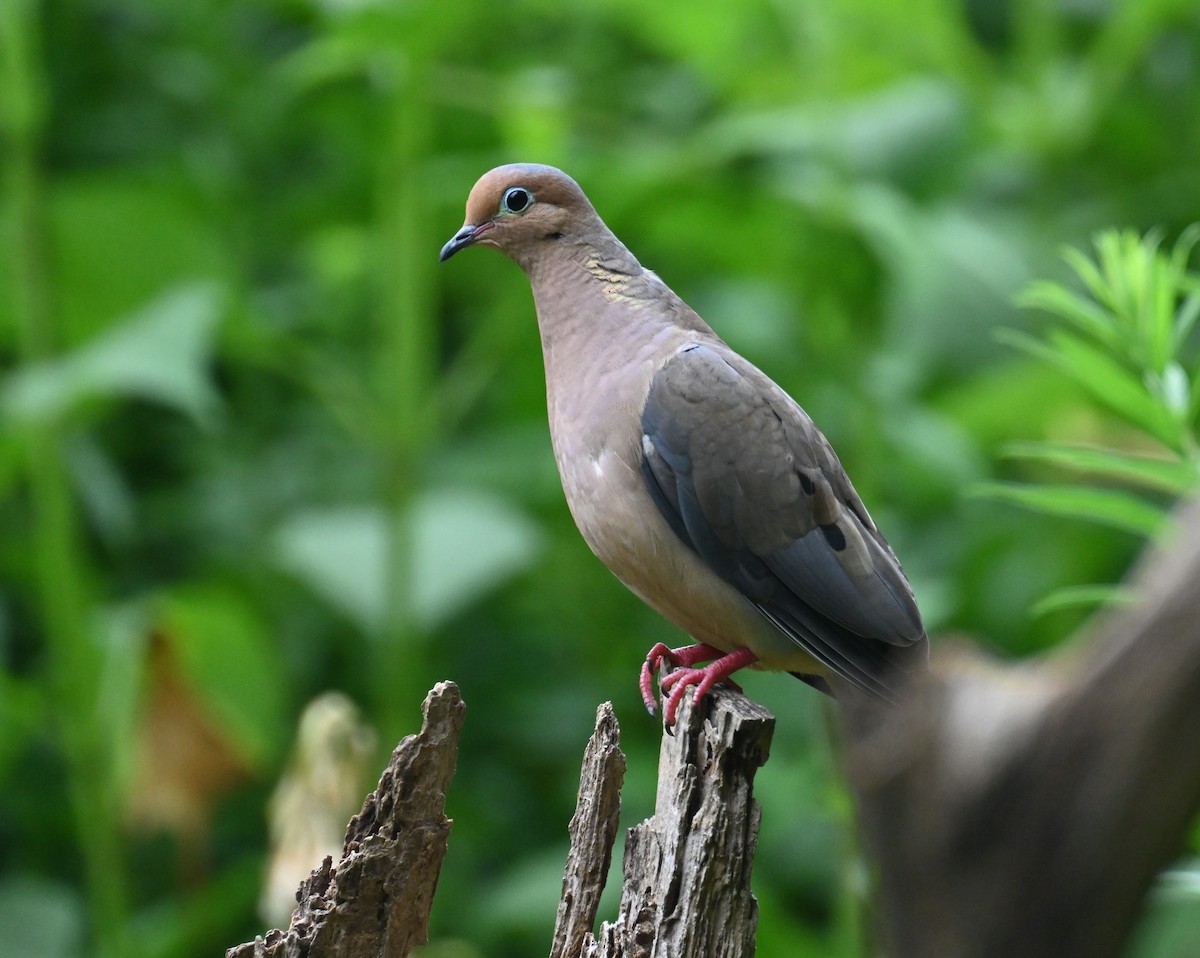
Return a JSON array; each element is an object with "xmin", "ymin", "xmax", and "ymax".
[
  {"xmin": 639, "ymin": 643, "xmax": 757, "ymax": 726},
  {"xmin": 639, "ymin": 643, "xmax": 670, "ymax": 714}
]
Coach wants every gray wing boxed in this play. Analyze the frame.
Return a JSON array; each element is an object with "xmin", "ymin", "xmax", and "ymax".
[{"xmin": 640, "ymin": 343, "xmax": 927, "ymax": 700}]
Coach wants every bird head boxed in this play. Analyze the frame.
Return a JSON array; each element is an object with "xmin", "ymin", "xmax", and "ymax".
[{"xmin": 439, "ymin": 163, "xmax": 595, "ymax": 264}]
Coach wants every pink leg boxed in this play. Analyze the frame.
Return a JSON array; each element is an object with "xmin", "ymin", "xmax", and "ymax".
[
  {"xmin": 639, "ymin": 643, "xmax": 724, "ymax": 714},
  {"xmin": 640, "ymin": 643, "xmax": 758, "ymax": 726}
]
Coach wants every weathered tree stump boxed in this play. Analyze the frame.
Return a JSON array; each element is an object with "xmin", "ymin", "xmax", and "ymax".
[
  {"xmin": 550, "ymin": 702, "xmax": 627, "ymax": 958},
  {"xmin": 226, "ymin": 681, "xmax": 464, "ymax": 958},
  {"xmin": 554, "ymin": 686, "xmax": 775, "ymax": 958}
]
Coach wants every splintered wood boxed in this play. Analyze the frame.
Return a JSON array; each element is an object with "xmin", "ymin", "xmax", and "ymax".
[
  {"xmin": 226, "ymin": 681, "xmax": 464, "ymax": 958},
  {"xmin": 554, "ymin": 687, "xmax": 775, "ymax": 958}
]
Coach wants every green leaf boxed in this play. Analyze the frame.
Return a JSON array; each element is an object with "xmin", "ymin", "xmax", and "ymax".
[
  {"xmin": 94, "ymin": 603, "xmax": 153, "ymax": 798},
  {"xmin": 411, "ymin": 489, "xmax": 544, "ymax": 629},
  {"xmin": 1127, "ymin": 862, "xmax": 1200, "ymax": 958},
  {"xmin": 1017, "ymin": 280, "xmax": 1125, "ymax": 354},
  {"xmin": 997, "ymin": 327, "xmax": 1178, "ymax": 448},
  {"xmin": 1049, "ymin": 329, "xmax": 1179, "ymax": 449},
  {"xmin": 1175, "ymin": 291, "xmax": 1200, "ymax": 351},
  {"xmin": 1062, "ymin": 242, "xmax": 1114, "ymax": 314},
  {"xmin": 274, "ymin": 489, "xmax": 544, "ymax": 634},
  {"xmin": 157, "ymin": 585, "xmax": 289, "ymax": 768},
  {"xmin": 1159, "ymin": 362, "xmax": 1191, "ymax": 420},
  {"xmin": 1001, "ymin": 441, "xmax": 1200, "ymax": 494},
  {"xmin": 1137, "ymin": 232, "xmax": 1179, "ymax": 373},
  {"xmin": 275, "ymin": 507, "xmax": 387, "ymax": 633},
  {"xmin": 1168, "ymin": 224, "xmax": 1200, "ymax": 279},
  {"xmin": 39, "ymin": 174, "xmax": 227, "ymax": 346},
  {"xmin": 1095, "ymin": 231, "xmax": 1141, "ymax": 341},
  {"xmin": 973, "ymin": 481, "xmax": 1168, "ymax": 536},
  {"xmin": 3, "ymin": 283, "xmax": 223, "ymax": 427},
  {"xmin": 1029, "ymin": 583, "xmax": 1136, "ymax": 618},
  {"xmin": 0, "ymin": 878, "xmax": 85, "ymax": 958}
]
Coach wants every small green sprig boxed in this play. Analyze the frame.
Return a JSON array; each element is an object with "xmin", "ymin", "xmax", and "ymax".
[{"xmin": 980, "ymin": 226, "xmax": 1200, "ymax": 614}]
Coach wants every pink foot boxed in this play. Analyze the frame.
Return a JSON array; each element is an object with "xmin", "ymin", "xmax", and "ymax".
[
  {"xmin": 640, "ymin": 643, "xmax": 723, "ymax": 714},
  {"xmin": 640, "ymin": 644, "xmax": 758, "ymax": 726}
]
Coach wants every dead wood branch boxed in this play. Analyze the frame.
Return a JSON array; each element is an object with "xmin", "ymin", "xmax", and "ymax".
[
  {"xmin": 560, "ymin": 686, "xmax": 775, "ymax": 958},
  {"xmin": 226, "ymin": 680, "xmax": 464, "ymax": 958},
  {"xmin": 550, "ymin": 702, "xmax": 626, "ymax": 958}
]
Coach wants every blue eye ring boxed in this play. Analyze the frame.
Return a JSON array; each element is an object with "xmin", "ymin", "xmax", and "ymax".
[{"xmin": 501, "ymin": 186, "xmax": 533, "ymax": 214}]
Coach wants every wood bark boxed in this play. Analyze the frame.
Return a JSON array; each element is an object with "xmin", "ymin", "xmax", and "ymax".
[
  {"xmin": 550, "ymin": 702, "xmax": 627, "ymax": 958},
  {"xmin": 842, "ymin": 499, "xmax": 1200, "ymax": 958},
  {"xmin": 565, "ymin": 685, "xmax": 775, "ymax": 958},
  {"xmin": 226, "ymin": 680, "xmax": 464, "ymax": 958}
]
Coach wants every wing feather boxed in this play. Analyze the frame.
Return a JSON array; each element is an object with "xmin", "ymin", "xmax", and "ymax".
[{"xmin": 640, "ymin": 343, "xmax": 926, "ymax": 698}]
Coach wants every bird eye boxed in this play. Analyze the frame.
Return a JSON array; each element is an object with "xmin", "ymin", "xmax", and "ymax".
[{"xmin": 501, "ymin": 187, "xmax": 532, "ymax": 214}]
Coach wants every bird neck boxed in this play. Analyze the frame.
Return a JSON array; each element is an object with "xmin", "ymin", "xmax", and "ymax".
[
  {"xmin": 527, "ymin": 236, "xmax": 719, "ymax": 353},
  {"xmin": 528, "ymin": 247, "xmax": 651, "ymax": 345},
  {"xmin": 517, "ymin": 227, "xmax": 639, "ymax": 278},
  {"xmin": 524, "ymin": 235, "xmax": 725, "ymax": 468}
]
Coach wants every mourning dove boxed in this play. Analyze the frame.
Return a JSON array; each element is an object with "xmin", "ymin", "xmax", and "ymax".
[{"xmin": 441, "ymin": 164, "xmax": 927, "ymax": 724}]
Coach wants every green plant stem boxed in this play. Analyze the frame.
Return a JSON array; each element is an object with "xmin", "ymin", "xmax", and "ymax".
[
  {"xmin": 371, "ymin": 41, "xmax": 437, "ymax": 740},
  {"xmin": 24, "ymin": 437, "xmax": 130, "ymax": 957},
  {"xmin": 2, "ymin": 3, "xmax": 129, "ymax": 955}
]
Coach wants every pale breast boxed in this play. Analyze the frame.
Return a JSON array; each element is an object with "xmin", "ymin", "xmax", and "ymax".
[
  {"xmin": 555, "ymin": 436, "xmax": 822, "ymax": 675},
  {"xmin": 533, "ymin": 269, "xmax": 822, "ymax": 674}
]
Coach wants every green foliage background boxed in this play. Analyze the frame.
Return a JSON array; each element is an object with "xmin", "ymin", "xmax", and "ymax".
[{"xmin": 2, "ymin": 0, "xmax": 1200, "ymax": 955}]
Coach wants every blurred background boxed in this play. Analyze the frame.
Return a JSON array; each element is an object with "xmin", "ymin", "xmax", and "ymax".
[{"xmin": 2, "ymin": 0, "xmax": 1200, "ymax": 955}]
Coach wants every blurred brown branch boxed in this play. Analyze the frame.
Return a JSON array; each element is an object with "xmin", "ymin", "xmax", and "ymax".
[{"xmin": 843, "ymin": 498, "xmax": 1200, "ymax": 958}]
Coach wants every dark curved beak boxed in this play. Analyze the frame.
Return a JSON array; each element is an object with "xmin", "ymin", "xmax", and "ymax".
[{"xmin": 439, "ymin": 222, "xmax": 492, "ymax": 262}]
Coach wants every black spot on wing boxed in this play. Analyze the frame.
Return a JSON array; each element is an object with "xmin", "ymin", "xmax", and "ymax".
[{"xmin": 819, "ymin": 523, "xmax": 846, "ymax": 551}]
